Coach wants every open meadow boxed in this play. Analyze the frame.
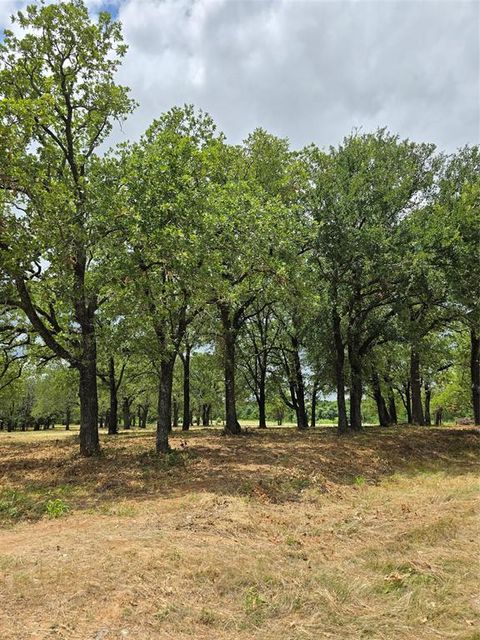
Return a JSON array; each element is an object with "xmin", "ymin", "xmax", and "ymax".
[{"xmin": 1, "ymin": 425, "xmax": 479, "ymax": 640}]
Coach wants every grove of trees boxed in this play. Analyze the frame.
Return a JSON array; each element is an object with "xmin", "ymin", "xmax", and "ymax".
[{"xmin": 1, "ymin": 1, "xmax": 478, "ymax": 456}]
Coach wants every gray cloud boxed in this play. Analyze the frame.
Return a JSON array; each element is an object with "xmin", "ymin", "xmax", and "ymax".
[{"xmin": 2, "ymin": 0, "xmax": 479, "ymax": 151}]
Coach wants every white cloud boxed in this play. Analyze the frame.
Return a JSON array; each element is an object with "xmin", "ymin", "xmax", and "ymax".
[{"xmin": 2, "ymin": 0, "xmax": 479, "ymax": 151}]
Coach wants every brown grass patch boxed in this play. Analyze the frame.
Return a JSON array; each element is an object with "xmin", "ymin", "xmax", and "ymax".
[{"xmin": 0, "ymin": 425, "xmax": 479, "ymax": 639}]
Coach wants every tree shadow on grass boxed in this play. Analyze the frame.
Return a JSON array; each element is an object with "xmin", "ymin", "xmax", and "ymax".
[{"xmin": 0, "ymin": 426, "xmax": 478, "ymax": 524}]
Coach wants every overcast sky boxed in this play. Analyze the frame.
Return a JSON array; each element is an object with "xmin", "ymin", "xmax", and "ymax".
[{"xmin": 1, "ymin": 0, "xmax": 479, "ymax": 151}]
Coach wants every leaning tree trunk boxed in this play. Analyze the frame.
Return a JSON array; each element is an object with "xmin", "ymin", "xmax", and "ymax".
[
  {"xmin": 470, "ymin": 329, "xmax": 480, "ymax": 426},
  {"xmin": 348, "ymin": 344, "xmax": 363, "ymax": 431},
  {"xmin": 182, "ymin": 345, "xmax": 191, "ymax": 431},
  {"xmin": 156, "ymin": 356, "xmax": 176, "ymax": 453},
  {"xmin": 108, "ymin": 356, "xmax": 118, "ymax": 435},
  {"xmin": 332, "ymin": 309, "xmax": 349, "ymax": 433},
  {"xmin": 219, "ymin": 306, "xmax": 242, "ymax": 435},
  {"xmin": 371, "ymin": 370, "xmax": 390, "ymax": 427},
  {"xmin": 410, "ymin": 349, "xmax": 425, "ymax": 425}
]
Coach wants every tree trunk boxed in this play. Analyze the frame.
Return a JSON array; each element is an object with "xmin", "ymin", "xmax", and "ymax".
[
  {"xmin": 143, "ymin": 405, "xmax": 148, "ymax": 428},
  {"xmin": 156, "ymin": 356, "xmax": 175, "ymax": 453},
  {"xmin": 388, "ymin": 387, "xmax": 397, "ymax": 425},
  {"xmin": 348, "ymin": 344, "xmax": 363, "ymax": 431},
  {"xmin": 78, "ymin": 358, "xmax": 100, "ymax": 456},
  {"xmin": 65, "ymin": 407, "xmax": 71, "ymax": 431},
  {"xmin": 291, "ymin": 336, "xmax": 308, "ymax": 431},
  {"xmin": 310, "ymin": 378, "xmax": 318, "ymax": 429},
  {"xmin": 173, "ymin": 397, "xmax": 179, "ymax": 428},
  {"xmin": 410, "ymin": 349, "xmax": 425, "ymax": 425},
  {"xmin": 332, "ymin": 309, "xmax": 348, "ymax": 433},
  {"xmin": 108, "ymin": 356, "xmax": 118, "ymax": 435},
  {"xmin": 371, "ymin": 370, "xmax": 390, "ymax": 427},
  {"xmin": 258, "ymin": 370, "xmax": 267, "ymax": 429},
  {"xmin": 182, "ymin": 345, "xmax": 191, "ymax": 431},
  {"xmin": 405, "ymin": 381, "xmax": 412, "ymax": 424},
  {"xmin": 138, "ymin": 404, "xmax": 148, "ymax": 428},
  {"xmin": 470, "ymin": 329, "xmax": 480, "ymax": 425},
  {"xmin": 424, "ymin": 382, "xmax": 432, "ymax": 426},
  {"xmin": 122, "ymin": 397, "xmax": 131, "ymax": 430},
  {"xmin": 220, "ymin": 306, "xmax": 241, "ymax": 435}
]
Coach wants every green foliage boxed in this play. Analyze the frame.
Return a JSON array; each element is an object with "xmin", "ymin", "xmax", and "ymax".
[
  {"xmin": 0, "ymin": 1, "xmax": 477, "ymax": 448},
  {"xmin": 44, "ymin": 498, "xmax": 70, "ymax": 519}
]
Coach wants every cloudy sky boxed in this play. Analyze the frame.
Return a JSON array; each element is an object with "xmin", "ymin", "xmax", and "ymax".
[{"xmin": 1, "ymin": 0, "xmax": 478, "ymax": 151}]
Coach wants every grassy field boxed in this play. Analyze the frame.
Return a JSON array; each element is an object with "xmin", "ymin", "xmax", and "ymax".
[{"xmin": 0, "ymin": 424, "xmax": 479, "ymax": 639}]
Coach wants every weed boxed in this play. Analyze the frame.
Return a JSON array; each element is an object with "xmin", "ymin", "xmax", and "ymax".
[
  {"xmin": 244, "ymin": 585, "xmax": 267, "ymax": 622},
  {"xmin": 44, "ymin": 498, "xmax": 70, "ymax": 519}
]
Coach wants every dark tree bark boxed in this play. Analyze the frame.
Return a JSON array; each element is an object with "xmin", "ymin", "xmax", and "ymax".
[
  {"xmin": 122, "ymin": 396, "xmax": 131, "ymax": 430},
  {"xmin": 156, "ymin": 356, "xmax": 176, "ymax": 453},
  {"xmin": 181, "ymin": 344, "xmax": 191, "ymax": 431},
  {"xmin": 310, "ymin": 377, "xmax": 318, "ymax": 429},
  {"xmin": 410, "ymin": 349, "xmax": 425, "ymax": 425},
  {"xmin": 291, "ymin": 336, "xmax": 308, "ymax": 431},
  {"xmin": 79, "ymin": 357, "xmax": 100, "ymax": 456},
  {"xmin": 332, "ymin": 308, "xmax": 348, "ymax": 433},
  {"xmin": 258, "ymin": 369, "xmax": 267, "ymax": 429},
  {"xmin": 348, "ymin": 343, "xmax": 363, "ymax": 431},
  {"xmin": 471, "ymin": 329, "xmax": 480, "ymax": 426},
  {"xmin": 424, "ymin": 382, "xmax": 432, "ymax": 426},
  {"xmin": 435, "ymin": 407, "xmax": 443, "ymax": 426},
  {"xmin": 387, "ymin": 387, "xmax": 397, "ymax": 425},
  {"xmin": 219, "ymin": 304, "xmax": 242, "ymax": 435},
  {"xmin": 371, "ymin": 370, "xmax": 390, "ymax": 427},
  {"xmin": 405, "ymin": 381, "xmax": 412, "ymax": 424},
  {"xmin": 65, "ymin": 408, "xmax": 71, "ymax": 431},
  {"xmin": 108, "ymin": 356, "xmax": 118, "ymax": 435},
  {"xmin": 138, "ymin": 403, "xmax": 148, "ymax": 428},
  {"xmin": 172, "ymin": 397, "xmax": 179, "ymax": 428},
  {"xmin": 202, "ymin": 403, "xmax": 211, "ymax": 426}
]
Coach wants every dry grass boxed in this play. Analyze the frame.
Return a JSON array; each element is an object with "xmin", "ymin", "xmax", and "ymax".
[{"xmin": 0, "ymin": 425, "xmax": 479, "ymax": 639}]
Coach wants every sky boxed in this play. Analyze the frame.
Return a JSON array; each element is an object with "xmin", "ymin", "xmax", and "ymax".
[{"xmin": 0, "ymin": 0, "xmax": 478, "ymax": 152}]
